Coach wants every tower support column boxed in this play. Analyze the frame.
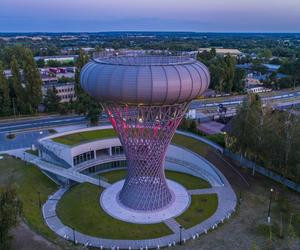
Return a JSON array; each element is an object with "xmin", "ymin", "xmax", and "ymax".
[{"xmin": 104, "ymin": 102, "xmax": 189, "ymax": 211}]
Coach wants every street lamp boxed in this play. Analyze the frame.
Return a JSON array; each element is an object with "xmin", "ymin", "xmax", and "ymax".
[
  {"xmin": 38, "ymin": 191, "xmax": 41, "ymax": 209},
  {"xmin": 98, "ymin": 175, "xmax": 101, "ymax": 190},
  {"xmin": 179, "ymin": 225, "xmax": 183, "ymax": 245},
  {"xmin": 267, "ymin": 188, "xmax": 274, "ymax": 223},
  {"xmin": 72, "ymin": 227, "xmax": 76, "ymax": 244}
]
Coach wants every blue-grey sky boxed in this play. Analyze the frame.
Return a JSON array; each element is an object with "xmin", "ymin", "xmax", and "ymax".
[{"xmin": 1, "ymin": 0, "xmax": 300, "ymax": 32}]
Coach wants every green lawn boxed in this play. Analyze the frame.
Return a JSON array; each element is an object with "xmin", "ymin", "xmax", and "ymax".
[
  {"xmin": 52, "ymin": 129, "xmax": 117, "ymax": 146},
  {"xmin": 99, "ymin": 169, "xmax": 211, "ymax": 189},
  {"xmin": 172, "ymin": 134, "xmax": 209, "ymax": 156},
  {"xmin": 0, "ymin": 155, "xmax": 60, "ymax": 242},
  {"xmin": 56, "ymin": 183, "xmax": 172, "ymax": 239},
  {"xmin": 51, "ymin": 128, "xmax": 211, "ymax": 155},
  {"xmin": 176, "ymin": 194, "xmax": 218, "ymax": 228}
]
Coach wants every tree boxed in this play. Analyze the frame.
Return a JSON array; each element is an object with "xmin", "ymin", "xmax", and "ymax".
[
  {"xmin": 36, "ymin": 59, "xmax": 45, "ymax": 68},
  {"xmin": 74, "ymin": 49, "xmax": 89, "ymax": 98},
  {"xmin": 230, "ymin": 94, "xmax": 300, "ymax": 180},
  {"xmin": 230, "ymin": 94, "xmax": 263, "ymax": 167},
  {"xmin": 233, "ymin": 68, "xmax": 246, "ymax": 92},
  {"xmin": 260, "ymin": 49, "xmax": 272, "ymax": 59},
  {"xmin": 44, "ymin": 87, "xmax": 60, "ymax": 112},
  {"xmin": 0, "ymin": 62, "xmax": 11, "ymax": 116},
  {"xmin": 10, "ymin": 56, "xmax": 25, "ymax": 114},
  {"xmin": 23, "ymin": 49, "xmax": 42, "ymax": 113},
  {"xmin": 86, "ymin": 102, "xmax": 101, "ymax": 126},
  {"xmin": 0, "ymin": 185, "xmax": 22, "ymax": 250},
  {"xmin": 252, "ymin": 64, "xmax": 268, "ymax": 75},
  {"xmin": 74, "ymin": 49, "xmax": 102, "ymax": 122},
  {"xmin": 201, "ymin": 54, "xmax": 237, "ymax": 93},
  {"xmin": 223, "ymin": 55, "xmax": 236, "ymax": 92}
]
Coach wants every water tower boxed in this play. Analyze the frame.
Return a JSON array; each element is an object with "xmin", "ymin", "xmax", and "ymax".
[{"xmin": 81, "ymin": 55, "xmax": 210, "ymax": 211}]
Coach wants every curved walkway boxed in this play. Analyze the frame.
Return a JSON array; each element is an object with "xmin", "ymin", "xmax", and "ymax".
[
  {"xmin": 42, "ymin": 160, "xmax": 236, "ymax": 249},
  {"xmin": 7, "ymin": 132, "xmax": 237, "ymax": 249},
  {"xmin": 43, "ymin": 183, "xmax": 236, "ymax": 249}
]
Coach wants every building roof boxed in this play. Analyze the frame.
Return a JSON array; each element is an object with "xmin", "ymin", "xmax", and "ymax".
[
  {"xmin": 199, "ymin": 48, "xmax": 242, "ymax": 56},
  {"xmin": 80, "ymin": 55, "xmax": 210, "ymax": 105}
]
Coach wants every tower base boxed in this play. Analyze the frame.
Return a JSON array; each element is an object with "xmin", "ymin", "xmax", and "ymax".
[{"xmin": 100, "ymin": 179, "xmax": 190, "ymax": 224}]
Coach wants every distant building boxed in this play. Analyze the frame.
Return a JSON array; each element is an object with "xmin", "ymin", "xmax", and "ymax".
[
  {"xmin": 49, "ymin": 67, "xmax": 67, "ymax": 74},
  {"xmin": 39, "ymin": 67, "xmax": 75, "ymax": 79},
  {"xmin": 262, "ymin": 64, "xmax": 281, "ymax": 72},
  {"xmin": 3, "ymin": 69, "xmax": 13, "ymax": 78},
  {"xmin": 42, "ymin": 82, "xmax": 76, "ymax": 103},
  {"xmin": 34, "ymin": 55, "xmax": 78, "ymax": 64},
  {"xmin": 247, "ymin": 86, "xmax": 272, "ymax": 94},
  {"xmin": 41, "ymin": 75, "xmax": 58, "ymax": 85},
  {"xmin": 82, "ymin": 47, "xmax": 95, "ymax": 53},
  {"xmin": 198, "ymin": 48, "xmax": 243, "ymax": 57}
]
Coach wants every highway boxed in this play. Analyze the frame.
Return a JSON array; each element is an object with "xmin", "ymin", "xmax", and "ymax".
[
  {"xmin": 0, "ymin": 115, "xmax": 87, "ymax": 133},
  {"xmin": 191, "ymin": 89, "xmax": 300, "ymax": 111},
  {"xmin": 1, "ymin": 89, "xmax": 300, "ymax": 135}
]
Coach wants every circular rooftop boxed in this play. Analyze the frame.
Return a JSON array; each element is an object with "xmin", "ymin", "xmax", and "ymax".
[{"xmin": 80, "ymin": 55, "xmax": 210, "ymax": 105}]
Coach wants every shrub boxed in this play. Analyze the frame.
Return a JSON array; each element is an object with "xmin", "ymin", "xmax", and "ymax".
[{"xmin": 6, "ymin": 133, "xmax": 15, "ymax": 140}]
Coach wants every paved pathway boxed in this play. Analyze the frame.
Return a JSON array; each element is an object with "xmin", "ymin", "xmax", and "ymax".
[
  {"xmin": 188, "ymin": 187, "xmax": 222, "ymax": 195},
  {"xmin": 42, "ymin": 182, "xmax": 236, "ymax": 249},
  {"xmin": 164, "ymin": 218, "xmax": 183, "ymax": 233},
  {"xmin": 6, "ymin": 149, "xmax": 111, "ymax": 188}
]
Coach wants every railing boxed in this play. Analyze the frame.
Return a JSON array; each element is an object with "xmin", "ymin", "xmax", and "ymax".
[
  {"xmin": 165, "ymin": 157, "xmax": 224, "ymax": 186},
  {"xmin": 37, "ymin": 142, "xmax": 71, "ymax": 169},
  {"xmin": 72, "ymin": 153, "xmax": 224, "ymax": 186},
  {"xmin": 75, "ymin": 154, "xmax": 126, "ymax": 172},
  {"xmin": 224, "ymin": 149, "xmax": 300, "ymax": 192}
]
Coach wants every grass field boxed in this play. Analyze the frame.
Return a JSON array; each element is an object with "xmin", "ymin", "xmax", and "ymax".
[
  {"xmin": 51, "ymin": 128, "xmax": 210, "ymax": 155},
  {"xmin": 0, "ymin": 155, "xmax": 61, "ymax": 242},
  {"xmin": 176, "ymin": 194, "xmax": 218, "ymax": 228},
  {"xmin": 52, "ymin": 129, "xmax": 117, "ymax": 146},
  {"xmin": 100, "ymin": 169, "xmax": 211, "ymax": 189},
  {"xmin": 56, "ymin": 183, "xmax": 172, "ymax": 239}
]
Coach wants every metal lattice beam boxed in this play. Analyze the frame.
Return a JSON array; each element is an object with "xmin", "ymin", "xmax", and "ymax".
[{"xmin": 104, "ymin": 102, "xmax": 189, "ymax": 211}]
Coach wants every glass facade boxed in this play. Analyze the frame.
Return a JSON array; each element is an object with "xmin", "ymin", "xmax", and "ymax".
[
  {"xmin": 112, "ymin": 146, "xmax": 124, "ymax": 155},
  {"xmin": 73, "ymin": 150, "xmax": 95, "ymax": 166},
  {"xmin": 82, "ymin": 160, "xmax": 127, "ymax": 175}
]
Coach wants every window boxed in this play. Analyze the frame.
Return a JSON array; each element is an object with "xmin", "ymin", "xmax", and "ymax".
[{"xmin": 73, "ymin": 150, "xmax": 95, "ymax": 166}]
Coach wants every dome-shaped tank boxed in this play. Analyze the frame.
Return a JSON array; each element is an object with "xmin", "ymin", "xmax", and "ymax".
[{"xmin": 80, "ymin": 55, "xmax": 210, "ymax": 105}]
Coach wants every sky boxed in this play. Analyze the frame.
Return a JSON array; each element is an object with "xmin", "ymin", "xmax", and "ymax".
[{"xmin": 1, "ymin": 0, "xmax": 300, "ymax": 32}]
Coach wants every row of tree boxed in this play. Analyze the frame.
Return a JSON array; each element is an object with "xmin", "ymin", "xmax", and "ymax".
[
  {"xmin": 0, "ymin": 47, "xmax": 101, "ymax": 124},
  {"xmin": 74, "ymin": 50, "xmax": 102, "ymax": 125},
  {"xmin": 197, "ymin": 49, "xmax": 246, "ymax": 93},
  {"xmin": 0, "ymin": 185, "xmax": 22, "ymax": 250},
  {"xmin": 228, "ymin": 94, "xmax": 300, "ymax": 183},
  {"xmin": 0, "ymin": 48, "xmax": 42, "ymax": 116}
]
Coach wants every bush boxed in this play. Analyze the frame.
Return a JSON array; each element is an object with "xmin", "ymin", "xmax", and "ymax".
[
  {"xmin": 48, "ymin": 129, "xmax": 57, "ymax": 134},
  {"xmin": 293, "ymin": 214, "xmax": 300, "ymax": 236},
  {"xmin": 205, "ymin": 133, "xmax": 225, "ymax": 147},
  {"xmin": 255, "ymin": 223, "xmax": 281, "ymax": 238},
  {"xmin": 6, "ymin": 133, "xmax": 15, "ymax": 140}
]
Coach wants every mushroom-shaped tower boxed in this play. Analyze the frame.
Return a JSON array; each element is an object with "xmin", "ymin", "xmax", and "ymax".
[{"xmin": 81, "ymin": 55, "xmax": 210, "ymax": 211}]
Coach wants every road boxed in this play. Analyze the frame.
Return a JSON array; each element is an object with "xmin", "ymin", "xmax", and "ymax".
[
  {"xmin": 0, "ymin": 129, "xmax": 51, "ymax": 152},
  {"xmin": 190, "ymin": 89, "xmax": 300, "ymax": 112},
  {"xmin": 0, "ymin": 115, "xmax": 87, "ymax": 133},
  {"xmin": 0, "ymin": 88, "xmax": 300, "ymax": 152}
]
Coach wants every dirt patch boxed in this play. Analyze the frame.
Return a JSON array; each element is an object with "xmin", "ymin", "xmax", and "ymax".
[
  {"xmin": 174, "ymin": 150, "xmax": 300, "ymax": 250},
  {"xmin": 10, "ymin": 222, "xmax": 59, "ymax": 250}
]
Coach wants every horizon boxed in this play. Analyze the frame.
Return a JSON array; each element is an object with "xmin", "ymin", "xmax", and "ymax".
[
  {"xmin": 1, "ymin": 31, "xmax": 300, "ymax": 35},
  {"xmin": 1, "ymin": 0, "xmax": 300, "ymax": 33}
]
